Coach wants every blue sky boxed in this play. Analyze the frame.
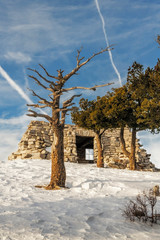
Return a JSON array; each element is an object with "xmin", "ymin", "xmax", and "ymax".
[{"xmin": 0, "ymin": 0, "xmax": 160, "ymax": 166}]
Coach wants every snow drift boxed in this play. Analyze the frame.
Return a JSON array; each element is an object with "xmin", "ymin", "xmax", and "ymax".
[{"xmin": 0, "ymin": 160, "xmax": 160, "ymax": 240}]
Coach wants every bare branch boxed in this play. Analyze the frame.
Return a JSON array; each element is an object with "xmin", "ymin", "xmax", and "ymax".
[
  {"xmin": 157, "ymin": 35, "xmax": 160, "ymax": 46},
  {"xmin": 60, "ymin": 95, "xmax": 81, "ymax": 126},
  {"xmin": 39, "ymin": 64, "xmax": 59, "ymax": 80},
  {"xmin": 63, "ymin": 82, "xmax": 113, "ymax": 92},
  {"xmin": 27, "ymin": 109, "xmax": 52, "ymax": 123},
  {"xmin": 62, "ymin": 102, "xmax": 75, "ymax": 109},
  {"xmin": 64, "ymin": 47, "xmax": 113, "ymax": 81},
  {"xmin": 76, "ymin": 48, "xmax": 85, "ymax": 66},
  {"xmin": 28, "ymin": 67, "xmax": 56, "ymax": 85},
  {"xmin": 49, "ymin": 95, "xmax": 54, "ymax": 101},
  {"xmin": 27, "ymin": 74, "xmax": 52, "ymax": 91},
  {"xmin": 49, "ymin": 91, "xmax": 63, "ymax": 101},
  {"xmin": 63, "ymin": 94, "xmax": 82, "ymax": 107},
  {"xmin": 27, "ymin": 88, "xmax": 53, "ymax": 107},
  {"xmin": 27, "ymin": 103, "xmax": 48, "ymax": 109},
  {"xmin": 57, "ymin": 69, "xmax": 64, "ymax": 78},
  {"xmin": 61, "ymin": 106, "xmax": 78, "ymax": 126}
]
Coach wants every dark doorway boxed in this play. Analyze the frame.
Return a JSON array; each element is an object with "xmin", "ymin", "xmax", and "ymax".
[{"xmin": 76, "ymin": 136, "xmax": 94, "ymax": 163}]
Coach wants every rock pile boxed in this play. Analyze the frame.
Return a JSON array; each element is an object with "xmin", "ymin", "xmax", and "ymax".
[{"xmin": 8, "ymin": 121, "xmax": 53, "ymax": 160}]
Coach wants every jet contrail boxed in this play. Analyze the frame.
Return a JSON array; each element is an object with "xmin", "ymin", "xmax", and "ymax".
[
  {"xmin": 0, "ymin": 66, "xmax": 47, "ymax": 115},
  {"xmin": 95, "ymin": 0, "xmax": 122, "ymax": 86},
  {"xmin": 0, "ymin": 66, "xmax": 33, "ymax": 104}
]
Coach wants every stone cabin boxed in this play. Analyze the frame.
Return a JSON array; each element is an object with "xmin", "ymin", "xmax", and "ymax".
[{"xmin": 8, "ymin": 121, "xmax": 155, "ymax": 171}]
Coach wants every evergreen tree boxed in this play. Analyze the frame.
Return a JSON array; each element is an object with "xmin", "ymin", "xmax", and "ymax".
[
  {"xmin": 72, "ymin": 97, "xmax": 116, "ymax": 167},
  {"xmin": 136, "ymin": 60, "xmax": 160, "ymax": 133},
  {"xmin": 103, "ymin": 60, "xmax": 160, "ymax": 170}
]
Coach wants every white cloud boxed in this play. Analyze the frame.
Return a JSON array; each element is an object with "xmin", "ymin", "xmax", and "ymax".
[
  {"xmin": 0, "ymin": 114, "xmax": 30, "ymax": 125},
  {"xmin": 0, "ymin": 79, "xmax": 21, "ymax": 106},
  {"xmin": 148, "ymin": 141, "xmax": 160, "ymax": 168},
  {"xmin": 0, "ymin": 113, "xmax": 31, "ymax": 161},
  {"xmin": 0, "ymin": 1, "xmax": 103, "ymax": 64},
  {"xmin": 0, "ymin": 111, "xmax": 52, "ymax": 162},
  {"xmin": 4, "ymin": 51, "xmax": 31, "ymax": 64},
  {"xmin": 0, "ymin": 129, "xmax": 21, "ymax": 162}
]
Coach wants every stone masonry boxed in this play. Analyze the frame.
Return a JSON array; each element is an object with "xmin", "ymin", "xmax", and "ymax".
[{"xmin": 8, "ymin": 120, "xmax": 155, "ymax": 171}]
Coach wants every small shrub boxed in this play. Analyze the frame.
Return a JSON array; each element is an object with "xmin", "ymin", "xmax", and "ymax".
[{"xmin": 123, "ymin": 188, "xmax": 159, "ymax": 224}]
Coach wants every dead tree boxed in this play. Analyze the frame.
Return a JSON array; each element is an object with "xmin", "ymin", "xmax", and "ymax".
[{"xmin": 27, "ymin": 47, "xmax": 113, "ymax": 189}]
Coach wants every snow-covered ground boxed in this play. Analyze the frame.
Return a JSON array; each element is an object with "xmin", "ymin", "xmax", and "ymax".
[{"xmin": 0, "ymin": 160, "xmax": 160, "ymax": 240}]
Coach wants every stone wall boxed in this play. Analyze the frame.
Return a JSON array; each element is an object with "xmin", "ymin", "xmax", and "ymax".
[
  {"xmin": 8, "ymin": 121, "xmax": 53, "ymax": 160},
  {"xmin": 8, "ymin": 121, "xmax": 155, "ymax": 171}
]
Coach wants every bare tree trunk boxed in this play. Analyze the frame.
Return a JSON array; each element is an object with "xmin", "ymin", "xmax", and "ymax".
[
  {"xmin": 129, "ymin": 127, "xmax": 136, "ymax": 170},
  {"xmin": 46, "ymin": 125, "xmax": 66, "ymax": 189},
  {"xmin": 95, "ymin": 132, "xmax": 104, "ymax": 168}
]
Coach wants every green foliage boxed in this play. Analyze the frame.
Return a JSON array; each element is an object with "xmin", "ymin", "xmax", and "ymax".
[
  {"xmin": 72, "ymin": 59, "xmax": 160, "ymax": 151},
  {"xmin": 71, "ymin": 97, "xmax": 117, "ymax": 133},
  {"xmin": 128, "ymin": 59, "xmax": 160, "ymax": 133},
  {"xmin": 103, "ymin": 59, "xmax": 160, "ymax": 133},
  {"xmin": 72, "ymin": 59, "xmax": 160, "ymax": 170},
  {"xmin": 103, "ymin": 86, "xmax": 135, "ymax": 128}
]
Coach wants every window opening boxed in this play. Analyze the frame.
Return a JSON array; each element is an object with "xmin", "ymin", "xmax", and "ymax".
[
  {"xmin": 76, "ymin": 136, "xmax": 94, "ymax": 163},
  {"xmin": 85, "ymin": 148, "xmax": 94, "ymax": 160}
]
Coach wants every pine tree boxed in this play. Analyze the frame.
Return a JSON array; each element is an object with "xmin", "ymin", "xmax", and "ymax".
[
  {"xmin": 72, "ymin": 97, "xmax": 116, "ymax": 167},
  {"xmin": 103, "ymin": 60, "xmax": 160, "ymax": 170}
]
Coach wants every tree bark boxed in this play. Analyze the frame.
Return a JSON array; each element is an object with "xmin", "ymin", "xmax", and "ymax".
[
  {"xmin": 120, "ymin": 127, "xmax": 130, "ymax": 157},
  {"xmin": 120, "ymin": 127, "xmax": 137, "ymax": 170},
  {"xmin": 129, "ymin": 127, "xmax": 136, "ymax": 170},
  {"xmin": 27, "ymin": 49, "xmax": 113, "ymax": 189},
  {"xmin": 46, "ymin": 125, "xmax": 66, "ymax": 189},
  {"xmin": 95, "ymin": 132, "xmax": 104, "ymax": 168}
]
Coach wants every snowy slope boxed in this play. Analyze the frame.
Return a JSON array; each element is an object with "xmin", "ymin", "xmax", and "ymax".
[{"xmin": 0, "ymin": 160, "xmax": 160, "ymax": 240}]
